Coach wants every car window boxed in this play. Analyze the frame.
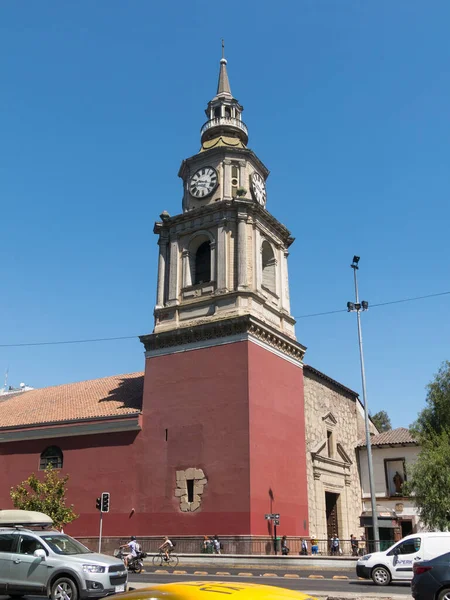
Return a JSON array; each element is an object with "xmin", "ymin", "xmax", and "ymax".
[
  {"xmin": 40, "ymin": 534, "xmax": 92, "ymax": 555},
  {"xmin": 388, "ymin": 538, "xmax": 421, "ymax": 556},
  {"xmin": 16, "ymin": 535, "xmax": 46, "ymax": 555},
  {"xmin": 0, "ymin": 533, "xmax": 16, "ymax": 552}
]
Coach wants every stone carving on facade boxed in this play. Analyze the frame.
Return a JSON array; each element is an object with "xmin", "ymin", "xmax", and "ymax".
[{"xmin": 175, "ymin": 468, "xmax": 207, "ymax": 512}]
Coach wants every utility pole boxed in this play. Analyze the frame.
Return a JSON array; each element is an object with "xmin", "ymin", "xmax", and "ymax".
[{"xmin": 347, "ymin": 256, "xmax": 379, "ymax": 551}]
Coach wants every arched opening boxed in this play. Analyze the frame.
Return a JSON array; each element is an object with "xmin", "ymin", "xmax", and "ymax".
[
  {"xmin": 224, "ymin": 106, "xmax": 231, "ymax": 118},
  {"xmin": 261, "ymin": 241, "xmax": 276, "ymax": 294},
  {"xmin": 194, "ymin": 241, "xmax": 211, "ymax": 284},
  {"xmin": 214, "ymin": 106, "xmax": 221, "ymax": 118},
  {"xmin": 39, "ymin": 446, "xmax": 63, "ymax": 470}
]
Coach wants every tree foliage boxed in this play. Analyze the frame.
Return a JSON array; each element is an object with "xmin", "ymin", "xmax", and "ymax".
[
  {"xmin": 406, "ymin": 361, "xmax": 450, "ymax": 530},
  {"xmin": 411, "ymin": 360, "xmax": 450, "ymax": 440},
  {"xmin": 404, "ymin": 432, "xmax": 450, "ymax": 530},
  {"xmin": 10, "ymin": 465, "xmax": 78, "ymax": 530},
  {"xmin": 371, "ymin": 410, "xmax": 392, "ymax": 432}
]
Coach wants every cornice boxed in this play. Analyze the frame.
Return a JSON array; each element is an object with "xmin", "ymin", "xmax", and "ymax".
[
  {"xmin": 152, "ymin": 199, "xmax": 292, "ymax": 245},
  {"xmin": 140, "ymin": 315, "xmax": 306, "ymax": 362}
]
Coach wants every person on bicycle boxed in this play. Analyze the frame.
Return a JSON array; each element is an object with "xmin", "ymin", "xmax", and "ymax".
[
  {"xmin": 120, "ymin": 535, "xmax": 139, "ymax": 568},
  {"xmin": 159, "ymin": 536, "xmax": 174, "ymax": 562}
]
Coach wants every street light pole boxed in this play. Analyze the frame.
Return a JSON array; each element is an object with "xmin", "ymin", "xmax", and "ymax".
[{"xmin": 348, "ymin": 256, "xmax": 379, "ymax": 552}]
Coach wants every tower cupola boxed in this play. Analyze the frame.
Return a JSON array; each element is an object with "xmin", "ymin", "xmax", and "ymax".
[{"xmin": 200, "ymin": 43, "xmax": 248, "ymax": 146}]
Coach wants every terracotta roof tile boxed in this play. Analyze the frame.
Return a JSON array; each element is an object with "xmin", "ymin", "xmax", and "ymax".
[
  {"xmin": 0, "ymin": 372, "xmax": 143, "ymax": 429},
  {"xmin": 357, "ymin": 427, "xmax": 417, "ymax": 447}
]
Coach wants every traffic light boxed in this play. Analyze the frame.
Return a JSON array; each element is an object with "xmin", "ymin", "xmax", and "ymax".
[
  {"xmin": 101, "ymin": 492, "xmax": 110, "ymax": 513},
  {"xmin": 96, "ymin": 497, "xmax": 101, "ymax": 511}
]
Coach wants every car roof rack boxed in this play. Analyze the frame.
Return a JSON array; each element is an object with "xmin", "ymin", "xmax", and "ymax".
[{"xmin": 0, "ymin": 510, "xmax": 54, "ymax": 528}]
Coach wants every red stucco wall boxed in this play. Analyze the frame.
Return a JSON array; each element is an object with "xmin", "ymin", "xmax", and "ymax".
[
  {"xmin": 140, "ymin": 341, "xmax": 251, "ymax": 535},
  {"xmin": 248, "ymin": 343, "xmax": 309, "ymax": 537}
]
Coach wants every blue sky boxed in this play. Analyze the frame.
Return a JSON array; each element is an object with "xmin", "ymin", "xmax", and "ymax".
[{"xmin": 1, "ymin": 1, "xmax": 450, "ymax": 429}]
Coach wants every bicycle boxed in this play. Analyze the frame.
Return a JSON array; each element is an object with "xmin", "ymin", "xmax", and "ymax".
[{"xmin": 152, "ymin": 549, "xmax": 179, "ymax": 568}]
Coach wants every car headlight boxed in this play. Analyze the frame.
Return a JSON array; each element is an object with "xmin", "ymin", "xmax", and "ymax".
[
  {"xmin": 82, "ymin": 565, "xmax": 106, "ymax": 573},
  {"xmin": 359, "ymin": 554, "xmax": 372, "ymax": 561}
]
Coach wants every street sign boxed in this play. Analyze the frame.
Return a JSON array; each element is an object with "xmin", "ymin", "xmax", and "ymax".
[
  {"xmin": 274, "ymin": 519, "xmax": 280, "ymax": 525},
  {"xmin": 265, "ymin": 514, "xmax": 271, "ymax": 520},
  {"xmin": 264, "ymin": 513, "xmax": 281, "ymax": 520}
]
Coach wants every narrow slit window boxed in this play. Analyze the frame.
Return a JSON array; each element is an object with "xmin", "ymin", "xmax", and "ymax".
[
  {"xmin": 165, "ymin": 428, "xmax": 168, "ymax": 441},
  {"xmin": 187, "ymin": 479, "xmax": 194, "ymax": 503},
  {"xmin": 327, "ymin": 430, "xmax": 333, "ymax": 458}
]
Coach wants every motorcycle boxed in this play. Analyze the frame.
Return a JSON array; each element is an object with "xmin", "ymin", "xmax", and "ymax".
[{"xmin": 114, "ymin": 548, "xmax": 147, "ymax": 574}]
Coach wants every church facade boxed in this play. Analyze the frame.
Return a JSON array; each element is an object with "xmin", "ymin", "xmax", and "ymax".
[{"xmin": 0, "ymin": 53, "xmax": 374, "ymax": 553}]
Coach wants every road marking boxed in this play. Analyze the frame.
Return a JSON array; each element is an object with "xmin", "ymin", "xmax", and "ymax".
[
  {"xmin": 238, "ymin": 573, "xmax": 253, "ymax": 577},
  {"xmin": 173, "ymin": 570, "xmax": 187, "ymax": 574},
  {"xmin": 262, "ymin": 573, "xmax": 278, "ymax": 577},
  {"xmin": 308, "ymin": 574, "xmax": 324, "ymax": 579},
  {"xmin": 216, "ymin": 572, "xmax": 231, "ymax": 575},
  {"xmin": 283, "ymin": 574, "xmax": 300, "ymax": 578},
  {"xmin": 194, "ymin": 571, "xmax": 209, "ymax": 575},
  {"xmin": 154, "ymin": 569, "xmax": 169, "ymax": 574},
  {"xmin": 333, "ymin": 575, "xmax": 348, "ymax": 579}
]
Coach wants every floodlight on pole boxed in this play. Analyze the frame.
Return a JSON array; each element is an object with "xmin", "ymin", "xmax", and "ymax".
[{"xmin": 347, "ymin": 256, "xmax": 379, "ymax": 551}]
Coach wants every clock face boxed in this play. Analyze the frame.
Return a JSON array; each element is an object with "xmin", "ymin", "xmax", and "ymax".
[
  {"xmin": 189, "ymin": 167, "xmax": 218, "ymax": 198},
  {"xmin": 251, "ymin": 172, "xmax": 267, "ymax": 206}
]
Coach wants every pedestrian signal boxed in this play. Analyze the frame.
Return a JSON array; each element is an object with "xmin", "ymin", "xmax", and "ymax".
[{"xmin": 95, "ymin": 497, "xmax": 101, "ymax": 511}]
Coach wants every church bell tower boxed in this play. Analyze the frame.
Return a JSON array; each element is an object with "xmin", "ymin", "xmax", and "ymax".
[{"xmin": 140, "ymin": 49, "xmax": 309, "ymax": 547}]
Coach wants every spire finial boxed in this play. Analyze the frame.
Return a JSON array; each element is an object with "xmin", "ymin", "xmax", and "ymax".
[{"xmin": 217, "ymin": 40, "xmax": 231, "ymax": 96}]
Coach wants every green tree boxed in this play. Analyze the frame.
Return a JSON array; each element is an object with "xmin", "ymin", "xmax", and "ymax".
[
  {"xmin": 10, "ymin": 465, "xmax": 78, "ymax": 530},
  {"xmin": 411, "ymin": 360, "xmax": 450, "ymax": 440},
  {"xmin": 404, "ymin": 431, "xmax": 450, "ymax": 530},
  {"xmin": 371, "ymin": 410, "xmax": 392, "ymax": 432},
  {"xmin": 405, "ymin": 361, "xmax": 450, "ymax": 529}
]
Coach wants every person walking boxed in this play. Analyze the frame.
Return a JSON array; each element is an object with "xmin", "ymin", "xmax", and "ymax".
[
  {"xmin": 350, "ymin": 534, "xmax": 358, "ymax": 556},
  {"xmin": 310, "ymin": 535, "xmax": 319, "ymax": 555},
  {"xmin": 213, "ymin": 535, "xmax": 221, "ymax": 554},
  {"xmin": 331, "ymin": 534, "xmax": 340, "ymax": 556},
  {"xmin": 281, "ymin": 535, "xmax": 290, "ymax": 555},
  {"xmin": 300, "ymin": 538, "xmax": 308, "ymax": 555}
]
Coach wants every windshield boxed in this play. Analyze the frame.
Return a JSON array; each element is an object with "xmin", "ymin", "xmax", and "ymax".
[{"xmin": 41, "ymin": 534, "xmax": 93, "ymax": 555}]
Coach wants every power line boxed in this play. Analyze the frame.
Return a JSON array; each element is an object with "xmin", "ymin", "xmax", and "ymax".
[{"xmin": 0, "ymin": 290, "xmax": 449, "ymax": 348}]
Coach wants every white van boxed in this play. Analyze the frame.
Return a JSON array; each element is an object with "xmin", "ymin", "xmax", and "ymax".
[{"xmin": 356, "ymin": 532, "xmax": 450, "ymax": 586}]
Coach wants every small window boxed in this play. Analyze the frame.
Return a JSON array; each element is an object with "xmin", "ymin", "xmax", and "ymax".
[
  {"xmin": 40, "ymin": 446, "xmax": 63, "ymax": 470},
  {"xmin": 0, "ymin": 534, "xmax": 15, "ymax": 552},
  {"xmin": 187, "ymin": 479, "xmax": 194, "ymax": 503},
  {"xmin": 225, "ymin": 106, "xmax": 231, "ymax": 118},
  {"xmin": 194, "ymin": 241, "xmax": 211, "ymax": 284}
]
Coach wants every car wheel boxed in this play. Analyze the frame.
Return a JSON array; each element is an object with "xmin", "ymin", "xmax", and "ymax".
[
  {"xmin": 438, "ymin": 589, "xmax": 450, "ymax": 600},
  {"xmin": 51, "ymin": 577, "xmax": 78, "ymax": 600},
  {"xmin": 371, "ymin": 566, "xmax": 391, "ymax": 586}
]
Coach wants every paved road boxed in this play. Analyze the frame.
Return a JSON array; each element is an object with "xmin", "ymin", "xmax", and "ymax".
[{"xmin": 129, "ymin": 569, "xmax": 413, "ymax": 597}]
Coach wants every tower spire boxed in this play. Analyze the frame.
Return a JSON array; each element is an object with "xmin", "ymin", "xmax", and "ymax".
[{"xmin": 217, "ymin": 39, "xmax": 232, "ymax": 97}]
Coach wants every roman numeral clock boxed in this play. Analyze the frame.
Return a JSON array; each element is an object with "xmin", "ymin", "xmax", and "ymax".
[{"xmin": 189, "ymin": 167, "xmax": 218, "ymax": 198}]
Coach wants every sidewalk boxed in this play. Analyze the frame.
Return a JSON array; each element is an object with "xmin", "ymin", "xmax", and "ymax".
[{"xmin": 143, "ymin": 553, "xmax": 357, "ymax": 569}]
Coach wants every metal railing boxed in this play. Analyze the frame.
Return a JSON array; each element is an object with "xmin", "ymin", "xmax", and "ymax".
[{"xmin": 200, "ymin": 117, "xmax": 248, "ymax": 137}]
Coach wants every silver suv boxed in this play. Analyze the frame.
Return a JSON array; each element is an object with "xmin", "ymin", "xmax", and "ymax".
[{"xmin": 0, "ymin": 527, "xmax": 128, "ymax": 600}]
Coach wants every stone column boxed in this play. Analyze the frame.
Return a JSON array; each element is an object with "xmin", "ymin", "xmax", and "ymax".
[
  {"xmin": 182, "ymin": 249, "xmax": 191, "ymax": 288},
  {"xmin": 167, "ymin": 234, "xmax": 180, "ymax": 305},
  {"xmin": 216, "ymin": 219, "xmax": 228, "ymax": 293},
  {"xmin": 210, "ymin": 241, "xmax": 217, "ymax": 283},
  {"xmin": 223, "ymin": 160, "xmax": 232, "ymax": 199},
  {"xmin": 156, "ymin": 234, "xmax": 168, "ymax": 308},
  {"xmin": 237, "ymin": 212, "xmax": 248, "ymax": 290},
  {"xmin": 283, "ymin": 250, "xmax": 291, "ymax": 312},
  {"xmin": 238, "ymin": 160, "xmax": 246, "ymax": 191},
  {"xmin": 254, "ymin": 228, "xmax": 262, "ymax": 291}
]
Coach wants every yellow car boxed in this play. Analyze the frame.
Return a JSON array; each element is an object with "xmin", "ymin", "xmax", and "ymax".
[{"xmin": 119, "ymin": 581, "xmax": 317, "ymax": 600}]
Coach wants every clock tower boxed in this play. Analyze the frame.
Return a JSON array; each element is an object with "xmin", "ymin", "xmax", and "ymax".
[{"xmin": 140, "ymin": 50, "xmax": 309, "ymax": 547}]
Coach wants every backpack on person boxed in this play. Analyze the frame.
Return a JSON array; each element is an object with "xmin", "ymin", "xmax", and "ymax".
[{"xmin": 171, "ymin": 540, "xmax": 177, "ymax": 548}]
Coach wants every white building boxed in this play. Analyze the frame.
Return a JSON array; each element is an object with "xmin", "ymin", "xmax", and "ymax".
[{"xmin": 357, "ymin": 427, "xmax": 421, "ymax": 545}]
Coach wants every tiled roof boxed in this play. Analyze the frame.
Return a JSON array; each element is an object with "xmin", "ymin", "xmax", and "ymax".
[
  {"xmin": 357, "ymin": 427, "xmax": 418, "ymax": 447},
  {"xmin": 0, "ymin": 372, "xmax": 143, "ymax": 429}
]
